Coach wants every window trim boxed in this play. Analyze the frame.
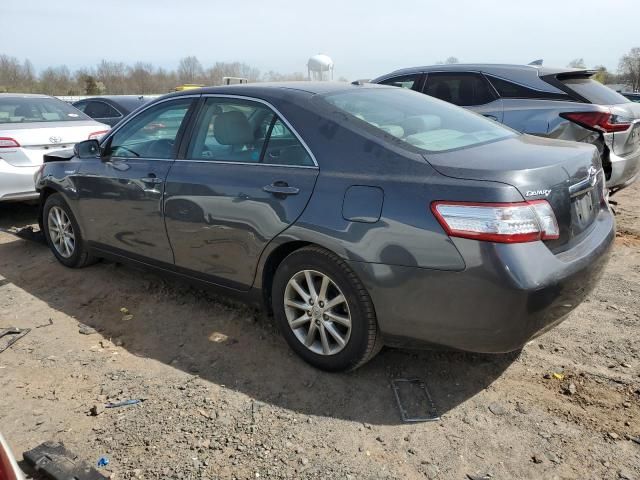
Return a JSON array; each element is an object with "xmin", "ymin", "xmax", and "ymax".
[
  {"xmin": 177, "ymin": 94, "xmax": 318, "ymax": 169},
  {"xmin": 422, "ymin": 71, "xmax": 499, "ymax": 107}
]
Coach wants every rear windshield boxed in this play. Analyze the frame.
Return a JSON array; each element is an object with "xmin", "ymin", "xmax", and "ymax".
[
  {"xmin": 0, "ymin": 97, "xmax": 89, "ymax": 124},
  {"xmin": 320, "ymin": 87, "xmax": 515, "ymax": 153},
  {"xmin": 560, "ymin": 77, "xmax": 630, "ymax": 105}
]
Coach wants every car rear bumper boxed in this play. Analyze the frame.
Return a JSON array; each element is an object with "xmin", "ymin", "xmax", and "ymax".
[
  {"xmin": 607, "ymin": 146, "xmax": 640, "ymax": 190},
  {"xmin": 0, "ymin": 160, "xmax": 39, "ymax": 201},
  {"xmin": 349, "ymin": 209, "xmax": 615, "ymax": 353}
]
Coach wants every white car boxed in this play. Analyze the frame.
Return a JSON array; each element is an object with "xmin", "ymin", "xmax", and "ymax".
[{"xmin": 0, "ymin": 94, "xmax": 109, "ymax": 201}]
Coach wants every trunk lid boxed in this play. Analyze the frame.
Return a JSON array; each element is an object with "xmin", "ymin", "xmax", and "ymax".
[
  {"xmin": 424, "ymin": 135, "xmax": 606, "ymax": 252},
  {"xmin": 0, "ymin": 121, "xmax": 108, "ymax": 167}
]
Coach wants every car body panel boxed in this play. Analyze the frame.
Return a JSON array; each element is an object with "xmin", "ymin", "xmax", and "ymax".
[
  {"xmin": 73, "ymin": 96, "xmax": 151, "ymax": 127},
  {"xmin": 164, "ymin": 161, "xmax": 319, "ymax": 290}
]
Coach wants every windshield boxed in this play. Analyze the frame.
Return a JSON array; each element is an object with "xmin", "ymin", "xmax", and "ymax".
[
  {"xmin": 560, "ymin": 77, "xmax": 630, "ymax": 105},
  {"xmin": 0, "ymin": 97, "xmax": 90, "ymax": 124},
  {"xmin": 320, "ymin": 87, "xmax": 515, "ymax": 153}
]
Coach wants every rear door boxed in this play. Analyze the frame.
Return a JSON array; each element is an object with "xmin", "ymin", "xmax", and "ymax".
[
  {"xmin": 163, "ymin": 95, "xmax": 319, "ymax": 290},
  {"xmin": 76, "ymin": 97, "xmax": 197, "ymax": 263},
  {"xmin": 423, "ymin": 72, "xmax": 504, "ymax": 122}
]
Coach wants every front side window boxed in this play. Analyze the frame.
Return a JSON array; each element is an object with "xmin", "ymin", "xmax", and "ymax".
[
  {"xmin": 424, "ymin": 73, "xmax": 495, "ymax": 106},
  {"xmin": 108, "ymin": 98, "xmax": 193, "ymax": 159},
  {"xmin": 186, "ymin": 97, "xmax": 313, "ymax": 166},
  {"xmin": 321, "ymin": 87, "xmax": 515, "ymax": 153},
  {"xmin": 379, "ymin": 74, "xmax": 420, "ymax": 90},
  {"xmin": 0, "ymin": 97, "xmax": 89, "ymax": 124}
]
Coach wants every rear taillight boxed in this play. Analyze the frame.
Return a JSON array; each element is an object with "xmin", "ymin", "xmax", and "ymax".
[
  {"xmin": 0, "ymin": 137, "xmax": 20, "ymax": 148},
  {"xmin": 560, "ymin": 111, "xmax": 631, "ymax": 133},
  {"xmin": 88, "ymin": 130, "xmax": 109, "ymax": 140},
  {"xmin": 431, "ymin": 200, "xmax": 559, "ymax": 243}
]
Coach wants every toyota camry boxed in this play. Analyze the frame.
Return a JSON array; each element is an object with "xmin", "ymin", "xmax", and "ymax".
[{"xmin": 35, "ymin": 83, "xmax": 614, "ymax": 371}]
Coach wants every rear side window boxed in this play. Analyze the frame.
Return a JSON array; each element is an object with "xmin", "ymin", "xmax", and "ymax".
[
  {"xmin": 424, "ymin": 73, "xmax": 495, "ymax": 106},
  {"xmin": 378, "ymin": 74, "xmax": 420, "ymax": 90},
  {"xmin": 0, "ymin": 97, "xmax": 89, "ymax": 123},
  {"xmin": 84, "ymin": 101, "xmax": 121, "ymax": 119},
  {"xmin": 186, "ymin": 97, "xmax": 314, "ymax": 166},
  {"xmin": 559, "ymin": 77, "xmax": 629, "ymax": 105},
  {"xmin": 321, "ymin": 87, "xmax": 514, "ymax": 153},
  {"xmin": 487, "ymin": 76, "xmax": 569, "ymax": 100}
]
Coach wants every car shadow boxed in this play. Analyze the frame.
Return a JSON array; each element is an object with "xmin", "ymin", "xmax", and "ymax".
[{"xmin": 0, "ymin": 234, "xmax": 516, "ymax": 426}]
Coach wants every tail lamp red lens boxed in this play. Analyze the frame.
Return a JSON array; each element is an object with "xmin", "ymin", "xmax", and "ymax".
[{"xmin": 431, "ymin": 200, "xmax": 559, "ymax": 243}]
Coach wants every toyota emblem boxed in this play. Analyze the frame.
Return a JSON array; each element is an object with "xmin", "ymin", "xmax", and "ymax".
[{"xmin": 49, "ymin": 136, "xmax": 62, "ymax": 144}]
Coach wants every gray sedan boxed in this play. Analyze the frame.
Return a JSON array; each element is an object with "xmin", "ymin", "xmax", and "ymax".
[{"xmin": 35, "ymin": 83, "xmax": 614, "ymax": 371}]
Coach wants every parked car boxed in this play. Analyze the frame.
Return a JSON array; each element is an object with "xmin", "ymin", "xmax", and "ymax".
[
  {"xmin": 35, "ymin": 83, "xmax": 614, "ymax": 371},
  {"xmin": 621, "ymin": 92, "xmax": 640, "ymax": 103},
  {"xmin": 0, "ymin": 433, "xmax": 25, "ymax": 480},
  {"xmin": 73, "ymin": 95, "xmax": 150, "ymax": 127},
  {"xmin": 371, "ymin": 65, "xmax": 640, "ymax": 193},
  {"xmin": 0, "ymin": 94, "xmax": 109, "ymax": 202}
]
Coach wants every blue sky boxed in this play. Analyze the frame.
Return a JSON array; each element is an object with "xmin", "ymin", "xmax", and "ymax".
[{"xmin": 2, "ymin": 0, "xmax": 637, "ymax": 79}]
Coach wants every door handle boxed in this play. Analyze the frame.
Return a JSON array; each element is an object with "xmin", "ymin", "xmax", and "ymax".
[
  {"xmin": 140, "ymin": 175, "xmax": 163, "ymax": 184},
  {"xmin": 263, "ymin": 181, "xmax": 299, "ymax": 196},
  {"xmin": 483, "ymin": 114, "xmax": 498, "ymax": 121}
]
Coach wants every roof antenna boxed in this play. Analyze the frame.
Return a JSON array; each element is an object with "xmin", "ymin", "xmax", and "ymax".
[{"xmin": 528, "ymin": 59, "xmax": 543, "ymax": 66}]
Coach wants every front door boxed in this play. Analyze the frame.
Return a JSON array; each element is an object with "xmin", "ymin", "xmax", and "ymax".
[
  {"xmin": 76, "ymin": 97, "xmax": 196, "ymax": 263},
  {"xmin": 163, "ymin": 96, "xmax": 319, "ymax": 290}
]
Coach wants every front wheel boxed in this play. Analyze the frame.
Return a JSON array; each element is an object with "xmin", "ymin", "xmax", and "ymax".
[
  {"xmin": 272, "ymin": 246, "xmax": 382, "ymax": 371},
  {"xmin": 43, "ymin": 193, "xmax": 96, "ymax": 268}
]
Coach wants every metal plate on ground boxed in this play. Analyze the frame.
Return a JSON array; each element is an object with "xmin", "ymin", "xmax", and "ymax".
[
  {"xmin": 391, "ymin": 378, "xmax": 439, "ymax": 422},
  {"xmin": 0, "ymin": 328, "xmax": 30, "ymax": 353},
  {"xmin": 23, "ymin": 441, "xmax": 108, "ymax": 480}
]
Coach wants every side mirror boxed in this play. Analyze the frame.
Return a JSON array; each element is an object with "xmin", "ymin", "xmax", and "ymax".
[{"xmin": 74, "ymin": 139, "xmax": 101, "ymax": 159}]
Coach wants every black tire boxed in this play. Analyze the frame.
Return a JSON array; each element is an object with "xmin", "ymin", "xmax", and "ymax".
[
  {"xmin": 272, "ymin": 245, "xmax": 382, "ymax": 371},
  {"xmin": 42, "ymin": 193, "xmax": 96, "ymax": 268}
]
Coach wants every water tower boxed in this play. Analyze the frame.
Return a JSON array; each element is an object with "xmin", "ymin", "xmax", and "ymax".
[{"xmin": 307, "ymin": 54, "xmax": 334, "ymax": 81}]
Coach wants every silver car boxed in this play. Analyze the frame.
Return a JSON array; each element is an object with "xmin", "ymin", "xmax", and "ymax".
[
  {"xmin": 0, "ymin": 94, "xmax": 109, "ymax": 201},
  {"xmin": 372, "ymin": 64, "xmax": 640, "ymax": 192}
]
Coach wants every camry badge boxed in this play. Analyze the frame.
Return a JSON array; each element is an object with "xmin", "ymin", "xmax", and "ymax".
[
  {"xmin": 525, "ymin": 189, "xmax": 551, "ymax": 197},
  {"xmin": 49, "ymin": 136, "xmax": 62, "ymax": 144}
]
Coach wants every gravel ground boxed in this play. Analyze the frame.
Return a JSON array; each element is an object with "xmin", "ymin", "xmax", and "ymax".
[{"xmin": 0, "ymin": 184, "xmax": 638, "ymax": 480}]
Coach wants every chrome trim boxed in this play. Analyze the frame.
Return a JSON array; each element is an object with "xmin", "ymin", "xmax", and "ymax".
[
  {"xmin": 174, "ymin": 159, "xmax": 317, "ymax": 169},
  {"xmin": 197, "ymin": 94, "xmax": 319, "ymax": 168},
  {"xmin": 569, "ymin": 167, "xmax": 602, "ymax": 197}
]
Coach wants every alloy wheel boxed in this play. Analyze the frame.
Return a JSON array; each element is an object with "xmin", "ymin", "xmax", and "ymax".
[
  {"xmin": 47, "ymin": 206, "xmax": 75, "ymax": 258},
  {"xmin": 284, "ymin": 269, "xmax": 352, "ymax": 355}
]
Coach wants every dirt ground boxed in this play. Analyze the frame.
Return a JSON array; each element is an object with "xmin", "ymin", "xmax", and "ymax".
[{"xmin": 0, "ymin": 184, "xmax": 638, "ymax": 480}]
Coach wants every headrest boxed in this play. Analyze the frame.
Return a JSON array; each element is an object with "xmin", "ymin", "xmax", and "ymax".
[
  {"xmin": 214, "ymin": 111, "xmax": 253, "ymax": 145},
  {"xmin": 401, "ymin": 115, "xmax": 442, "ymax": 136}
]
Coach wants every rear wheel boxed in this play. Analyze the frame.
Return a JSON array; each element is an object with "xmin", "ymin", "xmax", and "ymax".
[
  {"xmin": 43, "ymin": 193, "xmax": 96, "ymax": 268},
  {"xmin": 272, "ymin": 246, "xmax": 382, "ymax": 371}
]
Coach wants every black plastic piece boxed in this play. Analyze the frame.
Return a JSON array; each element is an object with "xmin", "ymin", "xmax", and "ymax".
[{"xmin": 23, "ymin": 441, "xmax": 107, "ymax": 480}]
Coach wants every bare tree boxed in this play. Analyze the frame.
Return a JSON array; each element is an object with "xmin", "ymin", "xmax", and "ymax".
[
  {"xmin": 96, "ymin": 60, "xmax": 128, "ymax": 94},
  {"xmin": 38, "ymin": 66, "xmax": 73, "ymax": 95},
  {"xmin": 618, "ymin": 47, "xmax": 640, "ymax": 92},
  {"xmin": 445, "ymin": 56, "xmax": 459, "ymax": 64},
  {"xmin": 567, "ymin": 58, "xmax": 586, "ymax": 69},
  {"xmin": 177, "ymin": 56, "xmax": 204, "ymax": 84}
]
